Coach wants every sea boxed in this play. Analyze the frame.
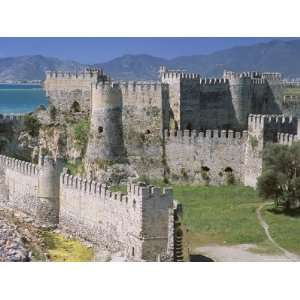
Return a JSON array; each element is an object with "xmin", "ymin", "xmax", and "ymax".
[{"xmin": 0, "ymin": 84, "xmax": 48, "ymax": 114}]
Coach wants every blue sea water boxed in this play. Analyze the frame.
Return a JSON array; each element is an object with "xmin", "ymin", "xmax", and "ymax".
[{"xmin": 0, "ymin": 84, "xmax": 48, "ymax": 114}]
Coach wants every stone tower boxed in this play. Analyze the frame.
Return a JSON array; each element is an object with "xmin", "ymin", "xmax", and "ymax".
[
  {"xmin": 86, "ymin": 82, "xmax": 126, "ymax": 163},
  {"xmin": 37, "ymin": 155, "xmax": 64, "ymax": 225},
  {"xmin": 224, "ymin": 71, "xmax": 253, "ymax": 129},
  {"xmin": 160, "ymin": 66, "xmax": 200, "ymax": 130}
]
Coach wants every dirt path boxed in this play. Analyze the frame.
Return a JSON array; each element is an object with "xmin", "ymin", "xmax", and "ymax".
[
  {"xmin": 256, "ymin": 202, "xmax": 300, "ymax": 261},
  {"xmin": 193, "ymin": 203, "xmax": 300, "ymax": 262}
]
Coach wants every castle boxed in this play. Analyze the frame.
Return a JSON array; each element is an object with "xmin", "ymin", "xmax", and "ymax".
[
  {"xmin": 43, "ymin": 66, "xmax": 300, "ymax": 186},
  {"xmin": 1, "ymin": 66, "xmax": 300, "ymax": 261}
]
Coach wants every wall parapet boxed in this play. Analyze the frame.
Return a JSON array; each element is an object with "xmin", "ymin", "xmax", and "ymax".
[
  {"xmin": 45, "ymin": 68, "xmax": 108, "ymax": 81},
  {"xmin": 94, "ymin": 81, "xmax": 163, "ymax": 93},
  {"xmin": 277, "ymin": 132, "xmax": 297, "ymax": 145},
  {"xmin": 0, "ymin": 114, "xmax": 25, "ymax": 123},
  {"xmin": 164, "ymin": 129, "xmax": 248, "ymax": 143},
  {"xmin": 200, "ymin": 78, "xmax": 228, "ymax": 85},
  {"xmin": 159, "ymin": 66, "xmax": 200, "ymax": 80},
  {"xmin": 251, "ymin": 78, "xmax": 266, "ymax": 85},
  {"xmin": 0, "ymin": 155, "xmax": 38, "ymax": 176},
  {"xmin": 61, "ymin": 173, "xmax": 172, "ymax": 207},
  {"xmin": 248, "ymin": 114, "xmax": 298, "ymax": 127}
]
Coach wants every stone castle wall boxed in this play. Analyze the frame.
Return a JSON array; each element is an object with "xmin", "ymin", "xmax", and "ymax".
[
  {"xmin": 0, "ymin": 155, "xmax": 62, "ymax": 225},
  {"xmin": 118, "ymin": 81, "xmax": 169, "ymax": 177},
  {"xmin": 164, "ymin": 129, "xmax": 247, "ymax": 185},
  {"xmin": 243, "ymin": 114, "xmax": 299, "ymax": 187},
  {"xmin": 0, "ymin": 154, "xmax": 174, "ymax": 261},
  {"xmin": 44, "ymin": 69, "xmax": 107, "ymax": 113},
  {"xmin": 60, "ymin": 176, "xmax": 173, "ymax": 261},
  {"xmin": 0, "ymin": 155, "xmax": 39, "ymax": 216}
]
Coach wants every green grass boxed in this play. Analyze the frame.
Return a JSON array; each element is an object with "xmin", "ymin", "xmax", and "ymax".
[
  {"xmin": 40, "ymin": 230, "xmax": 94, "ymax": 262},
  {"xmin": 109, "ymin": 184, "xmax": 127, "ymax": 193},
  {"xmin": 65, "ymin": 160, "xmax": 85, "ymax": 176},
  {"xmin": 172, "ymin": 185, "xmax": 266, "ymax": 246},
  {"xmin": 283, "ymin": 87, "xmax": 300, "ymax": 96},
  {"xmin": 262, "ymin": 204, "xmax": 300, "ymax": 255}
]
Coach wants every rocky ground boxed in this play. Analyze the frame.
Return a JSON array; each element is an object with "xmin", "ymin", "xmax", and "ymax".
[
  {"xmin": 0, "ymin": 208, "xmax": 48, "ymax": 262},
  {"xmin": 0, "ymin": 216, "xmax": 29, "ymax": 262}
]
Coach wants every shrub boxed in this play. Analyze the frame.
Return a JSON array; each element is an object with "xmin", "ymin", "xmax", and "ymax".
[
  {"xmin": 23, "ymin": 114, "xmax": 41, "ymax": 137},
  {"xmin": 257, "ymin": 142, "xmax": 300, "ymax": 209},
  {"xmin": 73, "ymin": 119, "xmax": 90, "ymax": 152}
]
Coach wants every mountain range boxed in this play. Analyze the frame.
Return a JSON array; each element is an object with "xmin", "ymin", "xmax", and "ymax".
[{"xmin": 2, "ymin": 39, "xmax": 300, "ymax": 81}]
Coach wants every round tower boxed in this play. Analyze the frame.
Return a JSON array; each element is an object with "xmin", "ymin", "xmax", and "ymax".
[
  {"xmin": 37, "ymin": 155, "xmax": 64, "ymax": 226},
  {"xmin": 228, "ymin": 74, "xmax": 252, "ymax": 129},
  {"xmin": 86, "ymin": 82, "xmax": 126, "ymax": 163}
]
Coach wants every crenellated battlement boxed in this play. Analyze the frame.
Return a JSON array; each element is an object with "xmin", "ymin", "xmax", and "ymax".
[
  {"xmin": 60, "ymin": 173, "xmax": 172, "ymax": 206},
  {"xmin": 159, "ymin": 66, "xmax": 200, "ymax": 80},
  {"xmin": 223, "ymin": 70, "xmax": 256, "ymax": 80},
  {"xmin": 200, "ymin": 78, "xmax": 229, "ymax": 85},
  {"xmin": 164, "ymin": 129, "xmax": 248, "ymax": 143},
  {"xmin": 248, "ymin": 114, "xmax": 297, "ymax": 126},
  {"xmin": 94, "ymin": 81, "xmax": 163, "ymax": 94},
  {"xmin": 0, "ymin": 114, "xmax": 25, "ymax": 123},
  {"xmin": 224, "ymin": 70, "xmax": 281, "ymax": 82},
  {"xmin": 277, "ymin": 132, "xmax": 298, "ymax": 145},
  {"xmin": 261, "ymin": 72, "xmax": 282, "ymax": 81},
  {"xmin": 251, "ymin": 78, "xmax": 266, "ymax": 85},
  {"xmin": 45, "ymin": 68, "xmax": 109, "ymax": 81},
  {"xmin": 0, "ymin": 155, "xmax": 38, "ymax": 176}
]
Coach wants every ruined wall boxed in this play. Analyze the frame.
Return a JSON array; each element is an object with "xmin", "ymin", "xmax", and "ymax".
[
  {"xmin": 59, "ymin": 177, "xmax": 173, "ymax": 261},
  {"xmin": 165, "ymin": 129, "xmax": 247, "ymax": 185}
]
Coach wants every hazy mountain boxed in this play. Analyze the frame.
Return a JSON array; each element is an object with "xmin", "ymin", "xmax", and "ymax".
[
  {"xmin": 2, "ymin": 39, "xmax": 300, "ymax": 81},
  {"xmin": 0, "ymin": 55, "xmax": 85, "ymax": 81}
]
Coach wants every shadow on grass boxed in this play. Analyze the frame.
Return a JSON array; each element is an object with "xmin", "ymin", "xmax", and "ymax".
[
  {"xmin": 189, "ymin": 254, "xmax": 214, "ymax": 262},
  {"xmin": 266, "ymin": 207, "xmax": 300, "ymax": 218}
]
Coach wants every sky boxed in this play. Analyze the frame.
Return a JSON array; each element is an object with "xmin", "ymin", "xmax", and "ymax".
[{"xmin": 0, "ymin": 37, "xmax": 298, "ymax": 64}]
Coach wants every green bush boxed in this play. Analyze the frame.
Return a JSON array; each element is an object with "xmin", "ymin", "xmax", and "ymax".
[
  {"xmin": 23, "ymin": 115, "xmax": 41, "ymax": 137},
  {"xmin": 73, "ymin": 119, "xmax": 90, "ymax": 151},
  {"xmin": 65, "ymin": 160, "xmax": 85, "ymax": 176},
  {"xmin": 257, "ymin": 141, "xmax": 300, "ymax": 209}
]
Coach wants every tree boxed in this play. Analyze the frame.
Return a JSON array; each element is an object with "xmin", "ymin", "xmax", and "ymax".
[
  {"xmin": 257, "ymin": 141, "xmax": 300, "ymax": 209},
  {"xmin": 23, "ymin": 115, "xmax": 41, "ymax": 137}
]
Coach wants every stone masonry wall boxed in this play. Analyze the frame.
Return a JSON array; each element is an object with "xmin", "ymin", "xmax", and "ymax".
[
  {"xmin": 0, "ymin": 155, "xmax": 39, "ymax": 216},
  {"xmin": 59, "ymin": 176, "xmax": 173, "ymax": 261},
  {"xmin": 0, "ymin": 154, "xmax": 174, "ymax": 261},
  {"xmin": 165, "ymin": 129, "xmax": 247, "ymax": 185},
  {"xmin": 119, "ymin": 81, "xmax": 169, "ymax": 178},
  {"xmin": 43, "ymin": 70, "xmax": 106, "ymax": 114}
]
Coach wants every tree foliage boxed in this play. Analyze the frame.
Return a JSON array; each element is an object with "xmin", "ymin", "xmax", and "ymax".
[
  {"xmin": 257, "ymin": 142, "xmax": 300, "ymax": 209},
  {"xmin": 23, "ymin": 114, "xmax": 41, "ymax": 137},
  {"xmin": 73, "ymin": 119, "xmax": 90, "ymax": 152}
]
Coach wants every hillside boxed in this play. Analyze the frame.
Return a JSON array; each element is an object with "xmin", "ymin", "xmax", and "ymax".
[{"xmin": 2, "ymin": 39, "xmax": 300, "ymax": 81}]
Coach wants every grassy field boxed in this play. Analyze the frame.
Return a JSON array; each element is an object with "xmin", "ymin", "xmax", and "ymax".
[
  {"xmin": 40, "ymin": 231, "xmax": 94, "ymax": 262},
  {"xmin": 171, "ymin": 185, "xmax": 268, "ymax": 252},
  {"xmin": 262, "ymin": 205, "xmax": 300, "ymax": 255},
  {"xmin": 283, "ymin": 87, "xmax": 300, "ymax": 96},
  {"xmin": 110, "ymin": 181, "xmax": 300, "ymax": 256}
]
